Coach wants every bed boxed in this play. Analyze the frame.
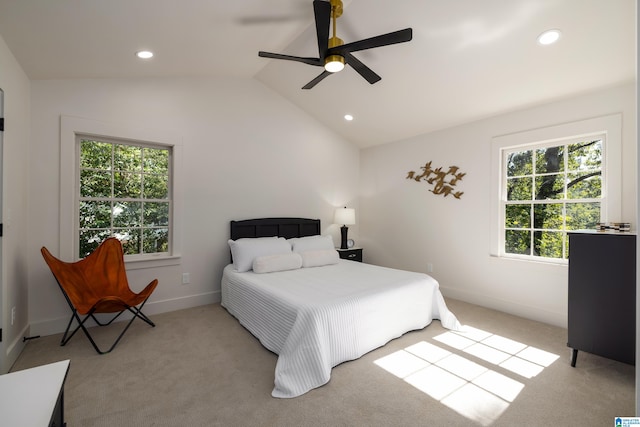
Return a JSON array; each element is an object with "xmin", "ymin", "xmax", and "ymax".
[{"xmin": 221, "ymin": 217, "xmax": 460, "ymax": 398}]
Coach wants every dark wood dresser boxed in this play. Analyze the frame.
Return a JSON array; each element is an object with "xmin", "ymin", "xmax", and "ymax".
[{"xmin": 567, "ymin": 232, "xmax": 636, "ymax": 366}]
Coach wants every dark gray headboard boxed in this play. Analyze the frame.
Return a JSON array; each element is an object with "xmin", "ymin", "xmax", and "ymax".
[{"xmin": 230, "ymin": 217, "xmax": 321, "ymax": 241}]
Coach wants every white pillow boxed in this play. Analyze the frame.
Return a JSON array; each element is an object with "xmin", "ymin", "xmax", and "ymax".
[
  {"xmin": 253, "ymin": 253, "xmax": 302, "ymax": 274},
  {"xmin": 301, "ymin": 249, "xmax": 340, "ymax": 268},
  {"xmin": 228, "ymin": 237, "xmax": 292, "ymax": 272},
  {"xmin": 289, "ymin": 235, "xmax": 334, "ymax": 254}
]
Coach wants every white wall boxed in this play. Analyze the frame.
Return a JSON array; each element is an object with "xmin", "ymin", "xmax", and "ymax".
[
  {"xmin": 0, "ymin": 34, "xmax": 30, "ymax": 372},
  {"xmin": 360, "ymin": 82, "xmax": 637, "ymax": 328},
  {"xmin": 28, "ymin": 77, "xmax": 360, "ymax": 336}
]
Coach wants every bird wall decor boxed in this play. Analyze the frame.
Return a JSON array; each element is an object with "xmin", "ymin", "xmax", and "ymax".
[{"xmin": 406, "ymin": 161, "xmax": 465, "ymax": 199}]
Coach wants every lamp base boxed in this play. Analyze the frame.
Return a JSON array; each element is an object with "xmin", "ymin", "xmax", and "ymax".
[{"xmin": 340, "ymin": 225, "xmax": 349, "ymax": 249}]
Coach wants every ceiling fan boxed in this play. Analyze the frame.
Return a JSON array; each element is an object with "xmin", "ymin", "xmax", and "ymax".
[{"xmin": 258, "ymin": 0, "xmax": 412, "ymax": 90}]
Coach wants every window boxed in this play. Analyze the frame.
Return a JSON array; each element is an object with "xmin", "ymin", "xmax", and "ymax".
[
  {"xmin": 502, "ymin": 137, "xmax": 602, "ymax": 260},
  {"xmin": 60, "ymin": 116, "xmax": 182, "ymax": 265},
  {"xmin": 77, "ymin": 137, "xmax": 171, "ymax": 258},
  {"xmin": 490, "ymin": 114, "xmax": 622, "ymax": 263}
]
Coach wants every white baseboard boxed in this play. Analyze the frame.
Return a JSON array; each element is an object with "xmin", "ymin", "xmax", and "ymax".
[
  {"xmin": 2, "ymin": 323, "xmax": 29, "ymax": 373},
  {"xmin": 440, "ymin": 285, "xmax": 567, "ymax": 329},
  {"xmin": 30, "ymin": 291, "xmax": 220, "ymax": 338}
]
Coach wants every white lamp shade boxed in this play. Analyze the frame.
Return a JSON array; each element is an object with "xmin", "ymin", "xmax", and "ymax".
[{"xmin": 334, "ymin": 207, "xmax": 355, "ymax": 225}]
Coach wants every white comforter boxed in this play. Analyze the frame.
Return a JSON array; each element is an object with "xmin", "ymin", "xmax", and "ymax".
[{"xmin": 221, "ymin": 260, "xmax": 460, "ymax": 398}]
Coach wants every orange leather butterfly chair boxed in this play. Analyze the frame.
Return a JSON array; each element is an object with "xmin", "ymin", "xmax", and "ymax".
[{"xmin": 41, "ymin": 237, "xmax": 158, "ymax": 354}]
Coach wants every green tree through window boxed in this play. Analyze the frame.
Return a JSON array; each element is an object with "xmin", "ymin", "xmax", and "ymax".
[
  {"xmin": 78, "ymin": 138, "xmax": 171, "ymax": 258},
  {"xmin": 504, "ymin": 138, "xmax": 602, "ymax": 259}
]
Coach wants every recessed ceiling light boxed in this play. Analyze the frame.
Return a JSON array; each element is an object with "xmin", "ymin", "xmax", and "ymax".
[
  {"xmin": 136, "ymin": 50, "xmax": 154, "ymax": 59},
  {"xmin": 344, "ymin": 114, "xmax": 354, "ymax": 121},
  {"xmin": 537, "ymin": 29, "xmax": 561, "ymax": 45}
]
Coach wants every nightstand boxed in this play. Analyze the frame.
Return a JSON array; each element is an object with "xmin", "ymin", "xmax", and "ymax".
[{"xmin": 336, "ymin": 248, "xmax": 363, "ymax": 262}]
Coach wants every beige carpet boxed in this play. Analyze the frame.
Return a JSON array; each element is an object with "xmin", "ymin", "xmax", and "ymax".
[{"xmin": 10, "ymin": 299, "xmax": 635, "ymax": 426}]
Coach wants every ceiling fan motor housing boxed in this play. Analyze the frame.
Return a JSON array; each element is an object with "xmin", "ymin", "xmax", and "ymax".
[{"xmin": 325, "ymin": 35, "xmax": 345, "ymax": 71}]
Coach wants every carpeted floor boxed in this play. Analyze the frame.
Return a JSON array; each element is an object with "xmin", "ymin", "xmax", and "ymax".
[{"xmin": 10, "ymin": 298, "xmax": 635, "ymax": 426}]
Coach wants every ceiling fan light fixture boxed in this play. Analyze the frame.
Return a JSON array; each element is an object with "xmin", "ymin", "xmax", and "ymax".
[
  {"xmin": 325, "ymin": 33, "xmax": 345, "ymax": 73},
  {"xmin": 325, "ymin": 55, "xmax": 345, "ymax": 72}
]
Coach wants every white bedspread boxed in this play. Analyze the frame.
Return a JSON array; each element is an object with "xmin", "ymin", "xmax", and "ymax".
[{"xmin": 221, "ymin": 260, "xmax": 460, "ymax": 398}]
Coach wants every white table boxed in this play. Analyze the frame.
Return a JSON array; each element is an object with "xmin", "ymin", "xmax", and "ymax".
[{"xmin": 0, "ymin": 360, "xmax": 70, "ymax": 427}]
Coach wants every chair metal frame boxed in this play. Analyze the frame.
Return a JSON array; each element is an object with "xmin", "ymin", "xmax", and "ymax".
[
  {"xmin": 57, "ymin": 289, "xmax": 156, "ymax": 355},
  {"xmin": 41, "ymin": 238, "xmax": 158, "ymax": 354}
]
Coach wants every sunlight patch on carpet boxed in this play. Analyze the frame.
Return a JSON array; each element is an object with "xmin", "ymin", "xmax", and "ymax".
[
  {"xmin": 374, "ymin": 350, "xmax": 429, "ymax": 378},
  {"xmin": 373, "ymin": 325, "xmax": 559, "ymax": 426}
]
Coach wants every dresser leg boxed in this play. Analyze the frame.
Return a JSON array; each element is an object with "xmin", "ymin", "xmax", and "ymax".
[{"xmin": 570, "ymin": 348, "xmax": 578, "ymax": 367}]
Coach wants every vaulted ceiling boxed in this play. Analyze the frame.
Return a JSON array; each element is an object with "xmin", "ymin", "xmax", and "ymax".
[{"xmin": 0, "ymin": 0, "xmax": 635, "ymax": 148}]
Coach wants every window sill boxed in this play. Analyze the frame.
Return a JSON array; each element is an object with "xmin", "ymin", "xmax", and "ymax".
[
  {"xmin": 490, "ymin": 253, "xmax": 568, "ymax": 266},
  {"xmin": 124, "ymin": 254, "xmax": 182, "ymax": 270}
]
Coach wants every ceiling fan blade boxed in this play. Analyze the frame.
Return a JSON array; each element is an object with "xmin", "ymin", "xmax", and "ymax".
[
  {"xmin": 258, "ymin": 51, "xmax": 322, "ymax": 67},
  {"xmin": 313, "ymin": 0, "xmax": 331, "ymax": 59},
  {"xmin": 302, "ymin": 70, "xmax": 332, "ymax": 90},
  {"xmin": 344, "ymin": 53, "xmax": 381, "ymax": 85},
  {"xmin": 330, "ymin": 28, "xmax": 413, "ymax": 55}
]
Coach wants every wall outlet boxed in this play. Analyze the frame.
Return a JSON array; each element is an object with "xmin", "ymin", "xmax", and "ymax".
[
  {"xmin": 11, "ymin": 307, "xmax": 15, "ymax": 325},
  {"xmin": 182, "ymin": 273, "xmax": 190, "ymax": 285},
  {"xmin": 427, "ymin": 263, "xmax": 434, "ymax": 273}
]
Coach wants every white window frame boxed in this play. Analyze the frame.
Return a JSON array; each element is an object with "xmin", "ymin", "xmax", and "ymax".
[
  {"xmin": 490, "ymin": 114, "xmax": 622, "ymax": 263},
  {"xmin": 60, "ymin": 116, "xmax": 183, "ymax": 268}
]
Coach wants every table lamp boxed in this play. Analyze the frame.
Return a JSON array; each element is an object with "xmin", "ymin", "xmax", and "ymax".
[{"xmin": 334, "ymin": 207, "xmax": 355, "ymax": 249}]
